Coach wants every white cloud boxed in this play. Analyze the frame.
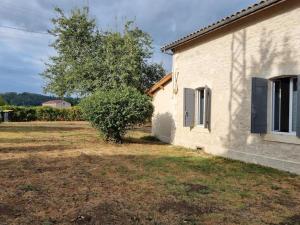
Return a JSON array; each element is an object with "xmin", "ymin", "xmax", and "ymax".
[{"xmin": 0, "ymin": 0, "xmax": 258, "ymax": 93}]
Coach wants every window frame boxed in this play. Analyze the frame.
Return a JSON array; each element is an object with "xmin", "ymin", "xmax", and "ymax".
[
  {"xmin": 196, "ymin": 87, "xmax": 206, "ymax": 127},
  {"xmin": 272, "ymin": 77, "xmax": 297, "ymax": 135}
]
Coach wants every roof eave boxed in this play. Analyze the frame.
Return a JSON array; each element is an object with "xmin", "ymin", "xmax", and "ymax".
[
  {"xmin": 161, "ymin": 0, "xmax": 286, "ymax": 52},
  {"xmin": 147, "ymin": 73, "xmax": 172, "ymax": 96}
]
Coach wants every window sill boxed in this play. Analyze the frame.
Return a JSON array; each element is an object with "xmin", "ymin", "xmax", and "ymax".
[
  {"xmin": 192, "ymin": 126, "xmax": 209, "ymax": 133},
  {"xmin": 264, "ymin": 133, "xmax": 300, "ymax": 145}
]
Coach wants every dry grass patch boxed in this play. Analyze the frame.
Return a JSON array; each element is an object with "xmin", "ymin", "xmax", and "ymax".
[{"xmin": 0, "ymin": 121, "xmax": 299, "ymax": 225}]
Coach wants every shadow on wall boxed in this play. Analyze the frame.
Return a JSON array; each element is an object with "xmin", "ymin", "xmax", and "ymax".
[
  {"xmin": 221, "ymin": 27, "xmax": 298, "ymax": 151},
  {"xmin": 152, "ymin": 112, "xmax": 176, "ymax": 144}
]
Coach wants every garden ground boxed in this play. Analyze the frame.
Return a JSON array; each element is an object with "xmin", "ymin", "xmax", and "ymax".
[{"xmin": 0, "ymin": 121, "xmax": 299, "ymax": 225}]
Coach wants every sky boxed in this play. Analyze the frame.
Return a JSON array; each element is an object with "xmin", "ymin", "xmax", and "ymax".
[{"xmin": 0, "ymin": 0, "xmax": 258, "ymax": 94}]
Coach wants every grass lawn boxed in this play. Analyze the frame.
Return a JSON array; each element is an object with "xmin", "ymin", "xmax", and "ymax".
[{"xmin": 0, "ymin": 121, "xmax": 299, "ymax": 225}]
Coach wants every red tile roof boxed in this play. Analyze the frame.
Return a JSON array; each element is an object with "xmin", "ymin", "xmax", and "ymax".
[
  {"xmin": 147, "ymin": 73, "xmax": 172, "ymax": 96},
  {"xmin": 42, "ymin": 100, "xmax": 69, "ymax": 104}
]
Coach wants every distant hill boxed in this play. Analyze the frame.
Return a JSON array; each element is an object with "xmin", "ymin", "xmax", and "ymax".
[{"xmin": 0, "ymin": 92, "xmax": 79, "ymax": 106}]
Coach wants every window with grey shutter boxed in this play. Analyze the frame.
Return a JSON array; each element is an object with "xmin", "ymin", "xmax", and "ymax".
[
  {"xmin": 205, "ymin": 87, "xmax": 211, "ymax": 130},
  {"xmin": 251, "ymin": 77, "xmax": 268, "ymax": 134},
  {"xmin": 297, "ymin": 76, "xmax": 300, "ymax": 137},
  {"xmin": 183, "ymin": 88, "xmax": 195, "ymax": 127},
  {"xmin": 272, "ymin": 77, "xmax": 298, "ymax": 135},
  {"xmin": 196, "ymin": 89, "xmax": 205, "ymax": 126}
]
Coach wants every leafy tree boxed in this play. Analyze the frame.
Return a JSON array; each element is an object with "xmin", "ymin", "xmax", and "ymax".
[
  {"xmin": 100, "ymin": 22, "xmax": 152, "ymax": 90},
  {"xmin": 42, "ymin": 7, "xmax": 98, "ymax": 97},
  {"xmin": 80, "ymin": 87, "xmax": 153, "ymax": 143},
  {"xmin": 41, "ymin": 7, "xmax": 165, "ymax": 96},
  {"xmin": 0, "ymin": 96, "xmax": 6, "ymax": 106},
  {"xmin": 141, "ymin": 63, "xmax": 165, "ymax": 91}
]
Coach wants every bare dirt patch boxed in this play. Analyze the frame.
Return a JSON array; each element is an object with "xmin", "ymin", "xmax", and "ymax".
[
  {"xmin": 184, "ymin": 183, "xmax": 210, "ymax": 194},
  {"xmin": 0, "ymin": 204, "xmax": 21, "ymax": 217},
  {"xmin": 158, "ymin": 200, "xmax": 219, "ymax": 215},
  {"xmin": 75, "ymin": 201, "xmax": 146, "ymax": 225},
  {"xmin": 270, "ymin": 214, "xmax": 300, "ymax": 225}
]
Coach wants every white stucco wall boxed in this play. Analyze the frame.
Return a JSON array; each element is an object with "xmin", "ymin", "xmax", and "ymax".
[
  {"xmin": 152, "ymin": 81, "xmax": 175, "ymax": 143},
  {"xmin": 155, "ymin": 0, "xmax": 300, "ymax": 174}
]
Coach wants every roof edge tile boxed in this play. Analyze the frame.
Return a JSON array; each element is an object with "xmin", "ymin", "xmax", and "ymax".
[{"xmin": 161, "ymin": 0, "xmax": 286, "ymax": 52}]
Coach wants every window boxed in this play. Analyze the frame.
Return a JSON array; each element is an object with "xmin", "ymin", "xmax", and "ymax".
[
  {"xmin": 184, "ymin": 86, "xmax": 211, "ymax": 129},
  {"xmin": 196, "ymin": 88, "xmax": 205, "ymax": 126},
  {"xmin": 272, "ymin": 77, "xmax": 298, "ymax": 133}
]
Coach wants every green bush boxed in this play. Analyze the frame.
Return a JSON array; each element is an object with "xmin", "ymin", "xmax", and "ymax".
[
  {"xmin": 80, "ymin": 87, "xmax": 153, "ymax": 143},
  {"xmin": 67, "ymin": 106, "xmax": 84, "ymax": 121},
  {"xmin": 0, "ymin": 105, "xmax": 37, "ymax": 121},
  {"xmin": 0, "ymin": 96, "xmax": 6, "ymax": 106},
  {"xmin": 36, "ymin": 107, "xmax": 59, "ymax": 121},
  {"xmin": 0, "ymin": 105, "xmax": 83, "ymax": 122}
]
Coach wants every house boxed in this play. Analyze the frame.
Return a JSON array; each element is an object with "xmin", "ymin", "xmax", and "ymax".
[
  {"xmin": 42, "ymin": 100, "xmax": 71, "ymax": 109},
  {"xmin": 151, "ymin": 0, "xmax": 300, "ymax": 174},
  {"xmin": 148, "ymin": 73, "xmax": 174, "ymax": 143}
]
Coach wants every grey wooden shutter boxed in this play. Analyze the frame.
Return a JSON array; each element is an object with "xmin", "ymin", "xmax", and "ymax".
[
  {"xmin": 251, "ymin": 77, "xmax": 268, "ymax": 134},
  {"xmin": 183, "ymin": 88, "xmax": 195, "ymax": 127},
  {"xmin": 297, "ymin": 76, "xmax": 300, "ymax": 137},
  {"xmin": 204, "ymin": 87, "xmax": 211, "ymax": 130}
]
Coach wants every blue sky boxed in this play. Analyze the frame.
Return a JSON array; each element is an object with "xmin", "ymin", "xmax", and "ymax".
[{"xmin": 0, "ymin": 0, "xmax": 257, "ymax": 94}]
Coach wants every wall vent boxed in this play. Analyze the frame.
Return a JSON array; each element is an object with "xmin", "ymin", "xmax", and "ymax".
[{"xmin": 196, "ymin": 146, "xmax": 204, "ymax": 151}]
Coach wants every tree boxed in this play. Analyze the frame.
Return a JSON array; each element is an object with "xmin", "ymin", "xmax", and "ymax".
[
  {"xmin": 0, "ymin": 96, "xmax": 6, "ymax": 106},
  {"xmin": 0, "ymin": 92, "xmax": 79, "ymax": 106},
  {"xmin": 80, "ymin": 87, "xmax": 153, "ymax": 143},
  {"xmin": 141, "ymin": 63, "xmax": 165, "ymax": 91},
  {"xmin": 41, "ymin": 7, "xmax": 165, "ymax": 96},
  {"xmin": 41, "ymin": 7, "xmax": 98, "ymax": 97}
]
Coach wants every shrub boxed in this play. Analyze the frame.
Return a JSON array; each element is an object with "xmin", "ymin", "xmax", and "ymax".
[
  {"xmin": 36, "ymin": 107, "xmax": 58, "ymax": 121},
  {"xmin": 80, "ymin": 87, "xmax": 153, "ymax": 143},
  {"xmin": 0, "ymin": 105, "xmax": 37, "ymax": 121},
  {"xmin": 35, "ymin": 106, "xmax": 83, "ymax": 121},
  {"xmin": 66, "ymin": 106, "xmax": 83, "ymax": 121},
  {"xmin": 0, "ymin": 106, "xmax": 83, "ymax": 122}
]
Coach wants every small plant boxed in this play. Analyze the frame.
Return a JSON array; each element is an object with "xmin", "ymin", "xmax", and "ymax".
[
  {"xmin": 271, "ymin": 184, "xmax": 281, "ymax": 190},
  {"xmin": 18, "ymin": 184, "xmax": 40, "ymax": 192},
  {"xmin": 80, "ymin": 87, "xmax": 153, "ymax": 143},
  {"xmin": 185, "ymin": 183, "xmax": 211, "ymax": 195},
  {"xmin": 42, "ymin": 218, "xmax": 56, "ymax": 225}
]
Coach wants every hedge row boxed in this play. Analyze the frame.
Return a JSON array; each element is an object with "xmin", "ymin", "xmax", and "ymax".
[{"xmin": 0, "ymin": 106, "xmax": 83, "ymax": 122}]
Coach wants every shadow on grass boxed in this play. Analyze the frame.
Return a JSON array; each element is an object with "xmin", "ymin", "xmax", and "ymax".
[
  {"xmin": 124, "ymin": 135, "xmax": 167, "ymax": 145},
  {"xmin": 0, "ymin": 138, "xmax": 61, "ymax": 144},
  {"xmin": 0, "ymin": 145, "xmax": 73, "ymax": 153}
]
